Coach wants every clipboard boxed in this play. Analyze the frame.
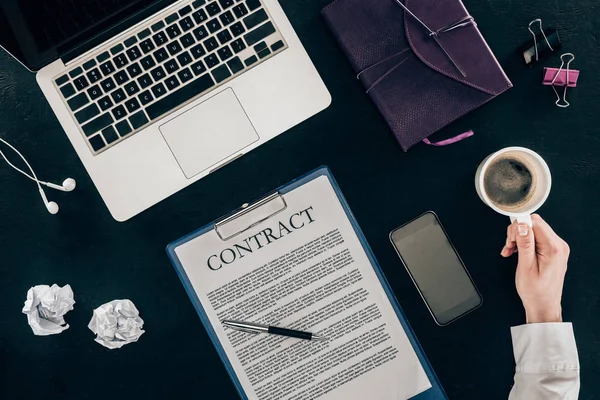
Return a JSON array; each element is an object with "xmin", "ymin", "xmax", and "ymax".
[{"xmin": 166, "ymin": 166, "xmax": 448, "ymax": 400}]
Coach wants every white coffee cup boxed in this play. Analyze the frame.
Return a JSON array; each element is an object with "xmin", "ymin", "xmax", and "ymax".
[{"xmin": 475, "ymin": 147, "xmax": 552, "ymax": 226}]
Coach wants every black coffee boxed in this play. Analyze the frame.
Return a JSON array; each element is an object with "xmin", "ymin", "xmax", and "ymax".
[{"xmin": 484, "ymin": 156, "xmax": 535, "ymax": 209}]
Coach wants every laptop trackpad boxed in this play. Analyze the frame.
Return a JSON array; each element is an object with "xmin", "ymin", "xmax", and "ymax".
[{"xmin": 160, "ymin": 89, "xmax": 259, "ymax": 179}]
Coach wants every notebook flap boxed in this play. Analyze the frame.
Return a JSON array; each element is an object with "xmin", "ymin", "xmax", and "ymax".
[{"xmin": 404, "ymin": 0, "xmax": 511, "ymax": 95}]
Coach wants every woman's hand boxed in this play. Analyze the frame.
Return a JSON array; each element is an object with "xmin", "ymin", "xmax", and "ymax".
[{"xmin": 501, "ymin": 214, "xmax": 570, "ymax": 323}]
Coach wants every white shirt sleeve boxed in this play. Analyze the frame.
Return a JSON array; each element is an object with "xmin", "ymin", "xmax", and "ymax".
[{"xmin": 509, "ymin": 323, "xmax": 580, "ymax": 400}]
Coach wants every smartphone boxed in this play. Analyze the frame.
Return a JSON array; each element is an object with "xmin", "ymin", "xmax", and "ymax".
[{"xmin": 390, "ymin": 211, "xmax": 482, "ymax": 326}]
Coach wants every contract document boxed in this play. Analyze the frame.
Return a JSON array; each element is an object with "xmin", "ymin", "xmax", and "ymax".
[{"xmin": 168, "ymin": 169, "xmax": 439, "ymax": 400}]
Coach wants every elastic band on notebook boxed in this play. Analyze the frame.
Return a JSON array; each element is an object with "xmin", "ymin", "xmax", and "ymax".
[{"xmin": 422, "ymin": 130, "xmax": 474, "ymax": 146}]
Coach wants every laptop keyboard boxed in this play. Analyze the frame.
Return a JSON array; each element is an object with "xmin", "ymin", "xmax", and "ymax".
[{"xmin": 53, "ymin": 0, "xmax": 287, "ymax": 155}]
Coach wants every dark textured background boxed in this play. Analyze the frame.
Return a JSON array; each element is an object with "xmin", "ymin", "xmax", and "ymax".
[{"xmin": 1, "ymin": 0, "xmax": 599, "ymax": 399}]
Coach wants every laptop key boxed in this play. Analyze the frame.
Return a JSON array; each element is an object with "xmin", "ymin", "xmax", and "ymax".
[
  {"xmin": 271, "ymin": 40, "xmax": 284, "ymax": 52},
  {"xmin": 244, "ymin": 55, "xmax": 257, "ymax": 66},
  {"xmin": 192, "ymin": 0, "xmax": 206, "ymax": 8},
  {"xmin": 88, "ymin": 135, "xmax": 106, "ymax": 151},
  {"xmin": 73, "ymin": 76, "xmax": 89, "ymax": 90},
  {"xmin": 190, "ymin": 43, "xmax": 206, "ymax": 59},
  {"xmin": 244, "ymin": 9, "xmax": 268, "ymax": 30},
  {"xmin": 83, "ymin": 59, "xmax": 97, "ymax": 70},
  {"xmin": 98, "ymin": 96, "xmax": 113, "ymax": 111},
  {"xmin": 129, "ymin": 110, "xmax": 149, "ymax": 129},
  {"xmin": 150, "ymin": 66, "xmax": 166, "ymax": 81},
  {"xmin": 138, "ymin": 73, "xmax": 153, "ymax": 89},
  {"xmin": 257, "ymin": 47, "xmax": 271, "ymax": 59},
  {"xmin": 193, "ymin": 26, "xmax": 209, "ymax": 41},
  {"xmin": 124, "ymin": 81, "xmax": 140, "ymax": 96},
  {"xmin": 97, "ymin": 52, "xmax": 110, "ymax": 63},
  {"xmin": 217, "ymin": 30, "xmax": 233, "ymax": 44},
  {"xmin": 165, "ymin": 59, "xmax": 180, "ymax": 74},
  {"xmin": 100, "ymin": 61, "xmax": 115, "ymax": 75},
  {"xmin": 102, "ymin": 126, "xmax": 119, "ymax": 144},
  {"xmin": 191, "ymin": 60, "xmax": 207, "ymax": 75},
  {"xmin": 153, "ymin": 31, "xmax": 168, "ymax": 46},
  {"xmin": 114, "ymin": 70, "xmax": 130, "ymax": 85},
  {"xmin": 138, "ymin": 90, "xmax": 154, "ymax": 105},
  {"xmin": 204, "ymin": 53, "xmax": 219, "ymax": 68},
  {"xmin": 218, "ymin": 46, "xmax": 233, "ymax": 61},
  {"xmin": 206, "ymin": 2, "xmax": 221, "ymax": 16},
  {"xmin": 219, "ymin": 0, "xmax": 235, "ymax": 9},
  {"xmin": 180, "ymin": 33, "xmax": 196, "ymax": 48},
  {"xmin": 111, "ymin": 88, "xmax": 127, "ymax": 103},
  {"xmin": 126, "ymin": 46, "xmax": 142, "ymax": 61},
  {"xmin": 177, "ymin": 51, "xmax": 193, "ymax": 66},
  {"xmin": 153, "ymin": 48, "xmax": 169, "ymax": 63},
  {"xmin": 230, "ymin": 22, "xmax": 246, "ymax": 37},
  {"xmin": 227, "ymin": 57, "xmax": 244, "ymax": 74},
  {"xmin": 179, "ymin": 5, "xmax": 192, "ymax": 16},
  {"xmin": 75, "ymin": 103, "xmax": 100, "ymax": 123},
  {"xmin": 211, "ymin": 64, "xmax": 231, "ymax": 83},
  {"xmin": 69, "ymin": 67, "xmax": 83, "ymax": 78},
  {"xmin": 207, "ymin": 19, "xmax": 222, "ymax": 33},
  {"xmin": 204, "ymin": 37, "xmax": 219, "ymax": 52},
  {"xmin": 233, "ymin": 3, "xmax": 248, "ymax": 18},
  {"xmin": 151, "ymin": 21, "xmax": 165, "ymax": 32},
  {"xmin": 140, "ymin": 55, "xmax": 156, "ymax": 70},
  {"xmin": 192, "ymin": 9, "xmax": 208, "ymax": 24},
  {"xmin": 220, "ymin": 11, "xmax": 235, "ymax": 26},
  {"xmin": 165, "ymin": 76, "xmax": 180, "ymax": 90},
  {"xmin": 112, "ymin": 105, "xmax": 127, "ymax": 120},
  {"xmin": 67, "ymin": 93, "xmax": 89, "ymax": 111},
  {"xmin": 167, "ymin": 41, "xmax": 183, "ymax": 56},
  {"xmin": 125, "ymin": 98, "xmax": 141, "ymax": 112},
  {"xmin": 114, "ymin": 53, "xmax": 129, "ymax": 68},
  {"xmin": 179, "ymin": 16, "xmax": 194, "ymax": 32},
  {"xmin": 86, "ymin": 68, "xmax": 102, "ymax": 83},
  {"xmin": 166, "ymin": 24, "xmax": 182, "ymax": 39},
  {"xmin": 230, "ymin": 38, "xmax": 246, "ymax": 53},
  {"xmin": 244, "ymin": 21, "xmax": 275, "ymax": 46},
  {"xmin": 139, "ymin": 39, "xmax": 155, "ymax": 54},
  {"xmin": 138, "ymin": 28, "xmax": 151, "ymax": 40},
  {"xmin": 246, "ymin": 0, "xmax": 260, "ymax": 11},
  {"xmin": 151, "ymin": 82, "xmax": 167, "ymax": 98},
  {"xmin": 55, "ymin": 75, "xmax": 69, "ymax": 86},
  {"xmin": 110, "ymin": 44, "xmax": 124, "ymax": 55},
  {"xmin": 115, "ymin": 120, "xmax": 132, "ymax": 136},
  {"xmin": 82, "ymin": 113, "xmax": 113, "ymax": 136},
  {"xmin": 146, "ymin": 73, "xmax": 215, "ymax": 120},
  {"xmin": 100, "ymin": 77, "xmax": 116, "ymax": 92},
  {"xmin": 87, "ymin": 85, "xmax": 103, "ymax": 100},
  {"xmin": 124, "ymin": 36, "xmax": 137, "ymax": 47},
  {"xmin": 60, "ymin": 83, "xmax": 76, "ymax": 98},
  {"xmin": 178, "ymin": 68, "xmax": 193, "ymax": 83},
  {"xmin": 254, "ymin": 41, "xmax": 267, "ymax": 52},
  {"xmin": 165, "ymin": 12, "xmax": 179, "ymax": 24},
  {"xmin": 126, "ymin": 63, "xmax": 142, "ymax": 78}
]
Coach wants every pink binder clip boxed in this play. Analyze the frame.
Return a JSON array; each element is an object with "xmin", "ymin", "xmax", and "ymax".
[{"xmin": 542, "ymin": 53, "xmax": 579, "ymax": 108}]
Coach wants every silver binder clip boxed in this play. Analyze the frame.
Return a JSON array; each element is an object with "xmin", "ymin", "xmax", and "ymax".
[
  {"xmin": 214, "ymin": 192, "xmax": 288, "ymax": 241},
  {"xmin": 550, "ymin": 53, "xmax": 576, "ymax": 108},
  {"xmin": 528, "ymin": 19, "xmax": 553, "ymax": 62}
]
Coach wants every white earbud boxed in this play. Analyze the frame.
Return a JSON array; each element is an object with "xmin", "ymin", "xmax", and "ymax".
[{"xmin": 0, "ymin": 138, "xmax": 75, "ymax": 214}]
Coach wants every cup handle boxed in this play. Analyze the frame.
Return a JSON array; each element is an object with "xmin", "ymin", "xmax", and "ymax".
[{"xmin": 510, "ymin": 215, "xmax": 533, "ymax": 227}]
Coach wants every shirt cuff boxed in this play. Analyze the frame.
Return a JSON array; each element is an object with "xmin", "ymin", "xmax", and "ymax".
[{"xmin": 511, "ymin": 322, "xmax": 580, "ymax": 373}]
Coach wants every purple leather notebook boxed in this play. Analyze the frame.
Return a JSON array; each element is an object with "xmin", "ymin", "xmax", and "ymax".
[{"xmin": 322, "ymin": 0, "xmax": 512, "ymax": 151}]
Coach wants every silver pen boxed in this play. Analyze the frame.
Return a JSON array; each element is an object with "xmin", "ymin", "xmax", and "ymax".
[{"xmin": 222, "ymin": 320, "xmax": 327, "ymax": 341}]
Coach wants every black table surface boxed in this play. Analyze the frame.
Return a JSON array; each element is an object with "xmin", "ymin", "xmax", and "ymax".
[{"xmin": 1, "ymin": 0, "xmax": 599, "ymax": 399}]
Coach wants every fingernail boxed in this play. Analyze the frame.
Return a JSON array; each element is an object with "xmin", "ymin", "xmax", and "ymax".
[{"xmin": 518, "ymin": 224, "xmax": 528, "ymax": 237}]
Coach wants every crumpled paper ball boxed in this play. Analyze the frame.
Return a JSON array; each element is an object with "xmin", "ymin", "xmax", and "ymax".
[
  {"xmin": 88, "ymin": 299, "xmax": 145, "ymax": 349},
  {"xmin": 22, "ymin": 284, "xmax": 75, "ymax": 336}
]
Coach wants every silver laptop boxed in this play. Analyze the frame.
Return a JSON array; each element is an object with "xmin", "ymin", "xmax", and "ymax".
[{"xmin": 0, "ymin": 0, "xmax": 330, "ymax": 221}]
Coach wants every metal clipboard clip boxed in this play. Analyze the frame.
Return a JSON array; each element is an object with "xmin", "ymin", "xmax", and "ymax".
[{"xmin": 214, "ymin": 192, "xmax": 288, "ymax": 241}]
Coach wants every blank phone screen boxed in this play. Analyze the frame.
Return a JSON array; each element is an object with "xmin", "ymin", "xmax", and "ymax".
[{"xmin": 391, "ymin": 212, "xmax": 481, "ymax": 325}]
